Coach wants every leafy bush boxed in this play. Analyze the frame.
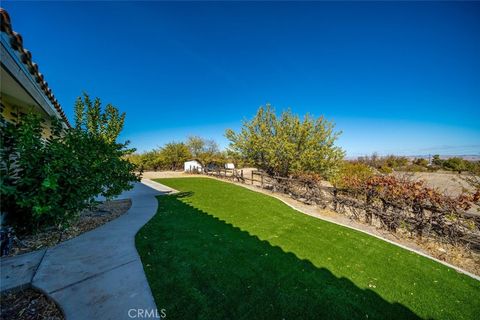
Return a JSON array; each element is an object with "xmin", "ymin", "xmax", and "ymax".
[
  {"xmin": 442, "ymin": 157, "xmax": 467, "ymax": 173},
  {"xmin": 0, "ymin": 94, "xmax": 139, "ymax": 234},
  {"xmin": 413, "ymin": 158, "xmax": 429, "ymax": 167},
  {"xmin": 128, "ymin": 150, "xmax": 165, "ymax": 171},
  {"xmin": 378, "ymin": 165, "xmax": 393, "ymax": 174},
  {"xmin": 330, "ymin": 162, "xmax": 374, "ymax": 190},
  {"xmin": 383, "ymin": 155, "xmax": 409, "ymax": 168},
  {"xmin": 465, "ymin": 161, "xmax": 480, "ymax": 175},
  {"xmin": 431, "ymin": 155, "xmax": 479, "ymax": 174}
]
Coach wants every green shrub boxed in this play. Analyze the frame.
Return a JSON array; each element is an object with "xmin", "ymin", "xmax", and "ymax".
[
  {"xmin": 384, "ymin": 155, "xmax": 409, "ymax": 168},
  {"xmin": 159, "ymin": 142, "xmax": 191, "ymax": 170},
  {"xmin": 442, "ymin": 157, "xmax": 467, "ymax": 173},
  {"xmin": 432, "ymin": 154, "xmax": 443, "ymax": 166},
  {"xmin": 133, "ymin": 150, "xmax": 165, "ymax": 171},
  {"xmin": 378, "ymin": 165, "xmax": 393, "ymax": 174},
  {"xmin": 0, "ymin": 95, "xmax": 139, "ymax": 234},
  {"xmin": 330, "ymin": 162, "xmax": 374, "ymax": 189},
  {"xmin": 413, "ymin": 158, "xmax": 429, "ymax": 167},
  {"xmin": 465, "ymin": 161, "xmax": 480, "ymax": 176}
]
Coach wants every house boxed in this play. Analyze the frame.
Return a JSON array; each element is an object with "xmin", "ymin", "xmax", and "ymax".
[
  {"xmin": 184, "ymin": 159, "xmax": 203, "ymax": 173},
  {"xmin": 225, "ymin": 163, "xmax": 235, "ymax": 170},
  {"xmin": 0, "ymin": 8, "xmax": 70, "ymax": 134}
]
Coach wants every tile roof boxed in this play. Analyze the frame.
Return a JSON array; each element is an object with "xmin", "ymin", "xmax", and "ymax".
[{"xmin": 1, "ymin": 8, "xmax": 71, "ymax": 127}]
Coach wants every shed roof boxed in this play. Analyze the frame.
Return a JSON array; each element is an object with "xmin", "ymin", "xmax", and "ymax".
[{"xmin": 185, "ymin": 159, "xmax": 203, "ymax": 165}]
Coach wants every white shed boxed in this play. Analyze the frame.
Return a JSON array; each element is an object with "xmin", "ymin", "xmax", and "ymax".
[
  {"xmin": 225, "ymin": 163, "xmax": 235, "ymax": 169},
  {"xmin": 184, "ymin": 160, "xmax": 203, "ymax": 172}
]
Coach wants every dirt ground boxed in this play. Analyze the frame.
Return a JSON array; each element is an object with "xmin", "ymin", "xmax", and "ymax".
[
  {"xmin": 144, "ymin": 170, "xmax": 480, "ymax": 276},
  {"xmin": 394, "ymin": 171, "xmax": 474, "ymax": 196},
  {"xmin": 141, "ymin": 171, "xmax": 192, "ymax": 179}
]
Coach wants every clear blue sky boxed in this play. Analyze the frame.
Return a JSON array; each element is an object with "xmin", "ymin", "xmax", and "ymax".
[{"xmin": 4, "ymin": 1, "xmax": 480, "ymax": 157}]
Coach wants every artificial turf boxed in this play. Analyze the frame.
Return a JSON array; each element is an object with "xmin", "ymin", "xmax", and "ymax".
[{"xmin": 136, "ymin": 177, "xmax": 480, "ymax": 320}]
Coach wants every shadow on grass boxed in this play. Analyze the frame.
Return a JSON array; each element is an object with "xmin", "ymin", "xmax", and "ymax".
[{"xmin": 137, "ymin": 193, "xmax": 421, "ymax": 320}]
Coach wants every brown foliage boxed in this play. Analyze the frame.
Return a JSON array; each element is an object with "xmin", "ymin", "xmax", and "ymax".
[{"xmin": 337, "ymin": 175, "xmax": 480, "ymax": 245}]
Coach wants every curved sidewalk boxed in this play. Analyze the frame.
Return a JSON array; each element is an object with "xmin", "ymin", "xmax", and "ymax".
[{"xmin": 1, "ymin": 180, "xmax": 174, "ymax": 320}]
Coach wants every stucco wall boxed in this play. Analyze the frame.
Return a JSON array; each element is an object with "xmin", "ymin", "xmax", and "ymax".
[{"xmin": 1, "ymin": 96, "xmax": 55, "ymax": 138}]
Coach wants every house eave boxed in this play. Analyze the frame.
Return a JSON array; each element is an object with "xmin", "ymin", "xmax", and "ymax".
[
  {"xmin": 1, "ymin": 39, "xmax": 66, "ymax": 127},
  {"xmin": 0, "ymin": 8, "xmax": 70, "ymax": 128}
]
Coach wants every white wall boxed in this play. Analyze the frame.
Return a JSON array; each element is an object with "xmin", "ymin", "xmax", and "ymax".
[{"xmin": 184, "ymin": 160, "xmax": 202, "ymax": 172}]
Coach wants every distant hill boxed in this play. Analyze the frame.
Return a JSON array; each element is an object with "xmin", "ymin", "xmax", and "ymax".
[
  {"xmin": 405, "ymin": 155, "xmax": 480, "ymax": 161},
  {"xmin": 346, "ymin": 155, "xmax": 480, "ymax": 161}
]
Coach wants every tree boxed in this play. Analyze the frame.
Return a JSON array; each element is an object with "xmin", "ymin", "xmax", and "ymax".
[
  {"xmin": 186, "ymin": 136, "xmax": 205, "ymax": 158},
  {"xmin": 186, "ymin": 136, "xmax": 221, "ymax": 165},
  {"xmin": 127, "ymin": 150, "xmax": 164, "ymax": 171},
  {"xmin": 432, "ymin": 154, "xmax": 443, "ymax": 166},
  {"xmin": 160, "ymin": 142, "xmax": 191, "ymax": 170},
  {"xmin": 225, "ymin": 104, "xmax": 344, "ymax": 178},
  {"xmin": 74, "ymin": 92, "xmax": 125, "ymax": 143},
  {"xmin": 199, "ymin": 139, "xmax": 220, "ymax": 164},
  {"xmin": 142, "ymin": 150, "xmax": 165, "ymax": 171}
]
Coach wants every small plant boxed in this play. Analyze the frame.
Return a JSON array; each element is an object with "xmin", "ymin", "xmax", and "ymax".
[
  {"xmin": 378, "ymin": 165, "xmax": 393, "ymax": 174},
  {"xmin": 442, "ymin": 157, "xmax": 467, "ymax": 173}
]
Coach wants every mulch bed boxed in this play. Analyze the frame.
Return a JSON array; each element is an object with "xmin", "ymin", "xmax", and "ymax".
[
  {"xmin": 5, "ymin": 199, "xmax": 132, "ymax": 257},
  {"xmin": 0, "ymin": 288, "xmax": 63, "ymax": 320}
]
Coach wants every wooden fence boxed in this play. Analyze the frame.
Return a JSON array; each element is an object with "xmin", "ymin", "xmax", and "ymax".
[{"xmin": 203, "ymin": 168, "xmax": 480, "ymax": 249}]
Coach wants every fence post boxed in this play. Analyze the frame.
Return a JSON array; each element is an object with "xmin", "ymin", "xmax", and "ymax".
[
  {"xmin": 366, "ymin": 191, "xmax": 372, "ymax": 225},
  {"xmin": 261, "ymin": 173, "xmax": 264, "ymax": 188},
  {"xmin": 241, "ymin": 169, "xmax": 243, "ymax": 179},
  {"xmin": 333, "ymin": 188, "xmax": 338, "ymax": 211},
  {"xmin": 413, "ymin": 202, "xmax": 424, "ymax": 238},
  {"xmin": 251, "ymin": 171, "xmax": 254, "ymax": 184}
]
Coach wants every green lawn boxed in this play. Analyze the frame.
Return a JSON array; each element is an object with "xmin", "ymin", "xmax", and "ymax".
[{"xmin": 136, "ymin": 178, "xmax": 480, "ymax": 320}]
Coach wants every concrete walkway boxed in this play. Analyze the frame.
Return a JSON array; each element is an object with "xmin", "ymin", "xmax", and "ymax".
[{"xmin": 1, "ymin": 180, "xmax": 175, "ymax": 320}]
